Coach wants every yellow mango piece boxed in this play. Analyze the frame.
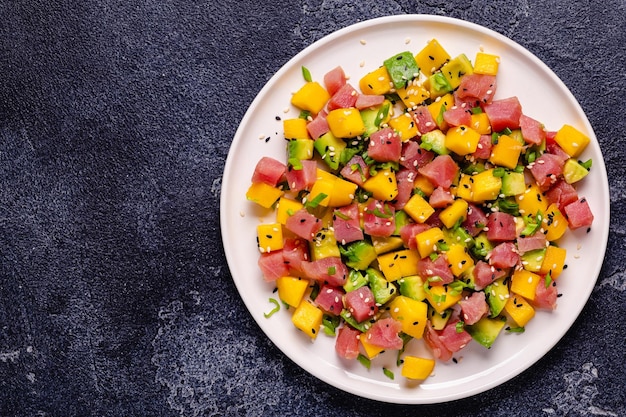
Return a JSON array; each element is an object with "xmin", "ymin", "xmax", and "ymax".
[
  {"xmin": 275, "ymin": 197, "xmax": 304, "ymax": 224},
  {"xmin": 415, "ymin": 227, "xmax": 445, "ymax": 259},
  {"xmin": 372, "ymin": 235, "xmax": 405, "ymax": 255},
  {"xmin": 361, "ymin": 337, "xmax": 385, "ymax": 359},
  {"xmin": 404, "ymin": 193, "xmax": 435, "ymax": 223},
  {"xmin": 283, "ymin": 118, "xmax": 310, "ymax": 139},
  {"xmin": 439, "ymin": 198, "xmax": 469, "ymax": 229},
  {"xmin": 291, "ymin": 81, "xmax": 330, "ymax": 114},
  {"xmin": 504, "ymin": 293, "xmax": 535, "ymax": 327},
  {"xmin": 362, "ymin": 168, "xmax": 398, "ymax": 201},
  {"xmin": 310, "ymin": 227, "xmax": 340, "ymax": 260},
  {"xmin": 377, "ymin": 249, "xmax": 420, "ymax": 282},
  {"xmin": 446, "ymin": 243, "xmax": 474, "ymax": 276},
  {"xmin": 309, "ymin": 169, "xmax": 358, "ymax": 207},
  {"xmin": 445, "ymin": 125, "xmax": 481, "ymax": 156},
  {"xmin": 413, "ymin": 174, "xmax": 435, "ymax": 197},
  {"xmin": 389, "ymin": 296, "xmax": 428, "ymax": 339},
  {"xmin": 359, "ymin": 66, "xmax": 392, "ymax": 95},
  {"xmin": 489, "ymin": 134, "xmax": 523, "ymax": 169},
  {"xmin": 427, "ymin": 93, "xmax": 454, "ymax": 130},
  {"xmin": 397, "ymin": 82, "xmax": 430, "ymax": 109},
  {"xmin": 291, "ymin": 300, "xmax": 323, "ymax": 339},
  {"xmin": 402, "ymin": 356, "xmax": 435, "ymax": 380},
  {"xmin": 473, "ymin": 52, "xmax": 500, "ymax": 76},
  {"xmin": 470, "ymin": 112, "xmax": 492, "ymax": 134},
  {"xmin": 543, "ymin": 203, "xmax": 569, "ymax": 241},
  {"xmin": 471, "ymin": 169, "xmax": 503, "ymax": 202},
  {"xmin": 257, "ymin": 223, "xmax": 284, "ymax": 253},
  {"xmin": 454, "ymin": 174, "xmax": 473, "ymax": 201},
  {"xmin": 554, "ymin": 124, "xmax": 590, "ymax": 158},
  {"xmin": 540, "ymin": 245, "xmax": 567, "ymax": 279},
  {"xmin": 388, "ymin": 112, "xmax": 419, "ymax": 142},
  {"xmin": 246, "ymin": 182, "xmax": 284, "ymax": 208},
  {"xmin": 510, "ymin": 269, "xmax": 541, "ymax": 301},
  {"xmin": 276, "ymin": 276, "xmax": 309, "ymax": 308},
  {"xmin": 326, "ymin": 107, "xmax": 366, "ymax": 138},
  {"xmin": 424, "ymin": 284, "xmax": 462, "ymax": 314},
  {"xmin": 516, "ymin": 183, "xmax": 549, "ymax": 217},
  {"xmin": 415, "ymin": 39, "xmax": 451, "ymax": 76}
]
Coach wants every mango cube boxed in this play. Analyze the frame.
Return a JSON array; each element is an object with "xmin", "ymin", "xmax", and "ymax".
[
  {"xmin": 439, "ymin": 198, "xmax": 469, "ymax": 229},
  {"xmin": 359, "ymin": 66, "xmax": 392, "ymax": 95},
  {"xmin": 291, "ymin": 81, "xmax": 330, "ymax": 114},
  {"xmin": 413, "ymin": 174, "xmax": 435, "ymax": 197},
  {"xmin": 470, "ymin": 112, "xmax": 492, "ymax": 134},
  {"xmin": 402, "ymin": 356, "xmax": 435, "ymax": 380},
  {"xmin": 389, "ymin": 296, "xmax": 428, "ymax": 339},
  {"xmin": 361, "ymin": 337, "xmax": 385, "ymax": 359},
  {"xmin": 415, "ymin": 39, "xmax": 451, "ymax": 76},
  {"xmin": 362, "ymin": 168, "xmax": 398, "ymax": 201},
  {"xmin": 283, "ymin": 118, "xmax": 310, "ymax": 139},
  {"xmin": 309, "ymin": 169, "xmax": 358, "ymax": 207},
  {"xmin": 540, "ymin": 245, "xmax": 567, "ymax": 279},
  {"xmin": 516, "ymin": 183, "xmax": 549, "ymax": 216},
  {"xmin": 489, "ymin": 134, "xmax": 523, "ymax": 169},
  {"xmin": 291, "ymin": 300, "xmax": 323, "ymax": 339},
  {"xmin": 397, "ymin": 83, "xmax": 430, "ymax": 109},
  {"xmin": 246, "ymin": 182, "xmax": 284, "ymax": 208},
  {"xmin": 275, "ymin": 197, "xmax": 304, "ymax": 224},
  {"xmin": 504, "ymin": 293, "xmax": 535, "ymax": 327},
  {"xmin": 404, "ymin": 193, "xmax": 435, "ymax": 223},
  {"xmin": 257, "ymin": 223, "xmax": 284, "ymax": 253},
  {"xmin": 471, "ymin": 169, "xmax": 503, "ymax": 202},
  {"xmin": 326, "ymin": 107, "xmax": 366, "ymax": 138},
  {"xmin": 276, "ymin": 276, "xmax": 309, "ymax": 307},
  {"xmin": 473, "ymin": 52, "xmax": 500, "ymax": 76},
  {"xmin": 388, "ymin": 113, "xmax": 419, "ymax": 142},
  {"xmin": 377, "ymin": 249, "xmax": 420, "ymax": 282},
  {"xmin": 424, "ymin": 284, "xmax": 462, "ymax": 314},
  {"xmin": 510, "ymin": 269, "xmax": 541, "ymax": 301},
  {"xmin": 427, "ymin": 93, "xmax": 454, "ymax": 130},
  {"xmin": 446, "ymin": 243, "xmax": 474, "ymax": 276},
  {"xmin": 543, "ymin": 203, "xmax": 569, "ymax": 241},
  {"xmin": 415, "ymin": 227, "xmax": 445, "ymax": 259},
  {"xmin": 445, "ymin": 125, "xmax": 481, "ymax": 156},
  {"xmin": 554, "ymin": 124, "xmax": 590, "ymax": 158}
]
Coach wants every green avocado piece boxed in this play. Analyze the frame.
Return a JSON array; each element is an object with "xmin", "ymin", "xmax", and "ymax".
[
  {"xmin": 398, "ymin": 275, "xmax": 426, "ymax": 301},
  {"xmin": 520, "ymin": 248, "xmax": 547, "ymax": 273},
  {"xmin": 287, "ymin": 139, "xmax": 314, "ymax": 162},
  {"xmin": 563, "ymin": 158, "xmax": 590, "ymax": 184},
  {"xmin": 384, "ymin": 51, "xmax": 420, "ymax": 90},
  {"xmin": 314, "ymin": 131, "xmax": 346, "ymax": 170},
  {"xmin": 501, "ymin": 171, "xmax": 525, "ymax": 196},
  {"xmin": 343, "ymin": 269, "xmax": 368, "ymax": 293},
  {"xmin": 339, "ymin": 240, "xmax": 377, "ymax": 271},
  {"xmin": 485, "ymin": 277, "xmax": 509, "ymax": 317},
  {"xmin": 420, "ymin": 129, "xmax": 448, "ymax": 155},
  {"xmin": 466, "ymin": 316, "xmax": 506, "ymax": 349},
  {"xmin": 366, "ymin": 268, "xmax": 398, "ymax": 305}
]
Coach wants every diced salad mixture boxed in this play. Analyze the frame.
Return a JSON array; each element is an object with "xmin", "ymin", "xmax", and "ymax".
[{"xmin": 246, "ymin": 38, "xmax": 594, "ymax": 382}]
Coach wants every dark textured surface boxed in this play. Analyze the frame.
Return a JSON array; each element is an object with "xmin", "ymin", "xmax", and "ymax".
[{"xmin": 1, "ymin": 1, "xmax": 625, "ymax": 416}]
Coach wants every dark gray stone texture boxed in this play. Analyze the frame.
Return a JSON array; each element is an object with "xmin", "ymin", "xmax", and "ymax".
[{"xmin": 0, "ymin": 1, "xmax": 624, "ymax": 416}]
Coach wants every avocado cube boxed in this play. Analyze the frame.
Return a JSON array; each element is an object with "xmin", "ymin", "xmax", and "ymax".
[
  {"xmin": 466, "ymin": 316, "xmax": 506, "ymax": 349},
  {"xmin": 384, "ymin": 51, "xmax": 420, "ymax": 90}
]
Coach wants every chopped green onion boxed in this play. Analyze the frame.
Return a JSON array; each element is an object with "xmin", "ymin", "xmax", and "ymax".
[
  {"xmin": 545, "ymin": 271, "xmax": 553, "ymax": 288},
  {"xmin": 287, "ymin": 157, "xmax": 303, "ymax": 170},
  {"xmin": 305, "ymin": 193, "xmax": 327, "ymax": 209},
  {"xmin": 327, "ymin": 266, "xmax": 336, "ymax": 275},
  {"xmin": 263, "ymin": 298, "xmax": 280, "ymax": 318},
  {"xmin": 322, "ymin": 314, "xmax": 340, "ymax": 336},
  {"xmin": 302, "ymin": 66, "xmax": 312, "ymax": 82},
  {"xmin": 383, "ymin": 368, "xmax": 395, "ymax": 380},
  {"xmin": 357, "ymin": 354, "xmax": 371, "ymax": 369},
  {"xmin": 299, "ymin": 110, "xmax": 311, "ymax": 120},
  {"xmin": 506, "ymin": 326, "xmax": 525, "ymax": 333},
  {"xmin": 333, "ymin": 210, "xmax": 351, "ymax": 221},
  {"xmin": 492, "ymin": 167, "xmax": 506, "ymax": 177},
  {"xmin": 580, "ymin": 158, "xmax": 593, "ymax": 170},
  {"xmin": 455, "ymin": 321, "xmax": 465, "ymax": 333},
  {"xmin": 436, "ymin": 104, "xmax": 446, "ymax": 126}
]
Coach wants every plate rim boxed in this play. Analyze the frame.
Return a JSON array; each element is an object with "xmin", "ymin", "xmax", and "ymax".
[{"xmin": 220, "ymin": 13, "xmax": 610, "ymax": 404}]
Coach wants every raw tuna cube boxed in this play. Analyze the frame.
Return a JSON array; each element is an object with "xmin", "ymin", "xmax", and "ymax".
[
  {"xmin": 418, "ymin": 154, "xmax": 459, "ymax": 189},
  {"xmin": 472, "ymin": 260, "xmax": 506, "ymax": 290},
  {"xmin": 363, "ymin": 200, "xmax": 396, "ymax": 237},
  {"xmin": 302, "ymin": 257, "xmax": 348, "ymax": 287},
  {"xmin": 400, "ymin": 140, "xmax": 435, "ymax": 171},
  {"xmin": 340, "ymin": 155, "xmax": 370, "ymax": 187},
  {"xmin": 410, "ymin": 105, "xmax": 437, "ymax": 134},
  {"xmin": 529, "ymin": 153, "xmax": 565, "ymax": 189},
  {"xmin": 564, "ymin": 197, "xmax": 594, "ymax": 229},
  {"xmin": 285, "ymin": 159, "xmax": 317, "ymax": 192},
  {"xmin": 368, "ymin": 127, "xmax": 402, "ymax": 162},
  {"xmin": 355, "ymin": 94, "xmax": 385, "ymax": 109},
  {"xmin": 459, "ymin": 292, "xmax": 489, "ymax": 325},
  {"xmin": 483, "ymin": 96, "xmax": 522, "ymax": 133},
  {"xmin": 333, "ymin": 202, "xmax": 364, "ymax": 244},
  {"xmin": 489, "ymin": 242, "xmax": 521, "ymax": 269},
  {"xmin": 363, "ymin": 317, "xmax": 403, "ymax": 350},
  {"xmin": 519, "ymin": 114, "xmax": 546, "ymax": 145},
  {"xmin": 456, "ymin": 74, "xmax": 497, "ymax": 106},
  {"xmin": 251, "ymin": 156, "xmax": 286, "ymax": 186},
  {"xmin": 487, "ymin": 212, "xmax": 517, "ymax": 242},
  {"xmin": 344, "ymin": 286, "xmax": 378, "ymax": 322},
  {"xmin": 258, "ymin": 250, "xmax": 289, "ymax": 281},
  {"xmin": 315, "ymin": 285, "xmax": 345, "ymax": 315},
  {"xmin": 285, "ymin": 208, "xmax": 323, "ymax": 241},
  {"xmin": 307, "ymin": 110, "xmax": 329, "ymax": 139},
  {"xmin": 335, "ymin": 326, "xmax": 361, "ymax": 360},
  {"xmin": 323, "ymin": 66, "xmax": 347, "ymax": 96},
  {"xmin": 327, "ymin": 83, "xmax": 359, "ymax": 111}
]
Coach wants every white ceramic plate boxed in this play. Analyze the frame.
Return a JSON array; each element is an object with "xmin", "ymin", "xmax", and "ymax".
[{"xmin": 220, "ymin": 15, "xmax": 610, "ymax": 404}]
